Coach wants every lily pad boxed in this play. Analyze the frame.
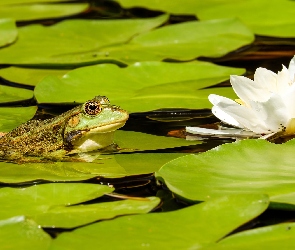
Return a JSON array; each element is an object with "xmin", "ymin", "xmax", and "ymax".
[
  {"xmin": 208, "ymin": 222, "xmax": 295, "ymax": 250},
  {"xmin": 35, "ymin": 61, "xmax": 243, "ymax": 112},
  {"xmin": 0, "ymin": 0, "xmax": 73, "ymax": 4},
  {"xmin": 51, "ymin": 194, "xmax": 269, "ymax": 249},
  {"xmin": 100, "ymin": 18, "xmax": 254, "ymax": 63},
  {"xmin": 0, "ymin": 3, "xmax": 89, "ymax": 21},
  {"xmin": 116, "ymin": 0, "xmax": 295, "ymax": 37},
  {"xmin": 0, "ymin": 106, "xmax": 37, "ymax": 132},
  {"xmin": 0, "ymin": 160, "xmax": 123, "ymax": 183},
  {"xmin": 0, "ymin": 15, "xmax": 168, "ymax": 66},
  {"xmin": 156, "ymin": 139, "xmax": 295, "ymax": 207},
  {"xmin": 41, "ymin": 18, "xmax": 254, "ymax": 65},
  {"xmin": 115, "ymin": 130, "xmax": 201, "ymax": 151},
  {"xmin": 0, "ymin": 19, "xmax": 17, "ymax": 47},
  {"xmin": 0, "ymin": 183, "xmax": 114, "ymax": 223},
  {"xmin": 0, "ymin": 152, "xmax": 187, "ymax": 183},
  {"xmin": 0, "ymin": 84, "xmax": 33, "ymax": 103},
  {"xmin": 35, "ymin": 197, "xmax": 160, "ymax": 228},
  {"xmin": 0, "ymin": 216, "xmax": 52, "ymax": 250},
  {"xmin": 0, "ymin": 67, "xmax": 68, "ymax": 86}
]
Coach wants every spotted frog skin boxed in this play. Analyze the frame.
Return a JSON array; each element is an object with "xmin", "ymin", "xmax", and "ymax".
[{"xmin": 0, "ymin": 96, "xmax": 128, "ymax": 161}]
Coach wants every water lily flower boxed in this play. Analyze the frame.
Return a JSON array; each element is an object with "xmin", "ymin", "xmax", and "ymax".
[{"xmin": 187, "ymin": 56, "xmax": 295, "ymax": 139}]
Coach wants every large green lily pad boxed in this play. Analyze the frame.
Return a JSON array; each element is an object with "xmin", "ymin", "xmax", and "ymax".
[
  {"xmin": 41, "ymin": 18, "xmax": 253, "ymax": 65},
  {"xmin": 0, "ymin": 106, "xmax": 37, "ymax": 132},
  {"xmin": 0, "ymin": 3, "xmax": 89, "ymax": 21},
  {"xmin": 0, "ymin": 183, "xmax": 159, "ymax": 228},
  {"xmin": 0, "ymin": 15, "xmax": 168, "ymax": 66},
  {"xmin": 51, "ymin": 194, "xmax": 269, "ymax": 249},
  {"xmin": 0, "ymin": 84, "xmax": 33, "ymax": 103},
  {"xmin": 0, "ymin": 216, "xmax": 52, "ymax": 250},
  {"xmin": 35, "ymin": 197, "xmax": 160, "ymax": 228},
  {"xmin": 0, "ymin": 0, "xmax": 74, "ymax": 4},
  {"xmin": 0, "ymin": 152, "xmax": 187, "ymax": 183},
  {"xmin": 156, "ymin": 139, "xmax": 295, "ymax": 207},
  {"xmin": 100, "ymin": 18, "xmax": 254, "ymax": 63},
  {"xmin": 0, "ymin": 67, "xmax": 68, "ymax": 86},
  {"xmin": 115, "ymin": 130, "xmax": 201, "ymax": 151},
  {"xmin": 0, "ymin": 19, "xmax": 17, "ymax": 47},
  {"xmin": 116, "ymin": 0, "xmax": 295, "ymax": 37},
  {"xmin": 207, "ymin": 222, "xmax": 295, "ymax": 250},
  {"xmin": 0, "ymin": 183, "xmax": 114, "ymax": 226},
  {"xmin": 35, "ymin": 61, "xmax": 243, "ymax": 112}
]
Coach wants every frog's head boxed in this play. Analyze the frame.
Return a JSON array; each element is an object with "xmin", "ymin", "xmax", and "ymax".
[{"xmin": 64, "ymin": 96, "xmax": 128, "ymax": 153}]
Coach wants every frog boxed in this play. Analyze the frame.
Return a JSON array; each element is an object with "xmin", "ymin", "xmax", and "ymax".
[{"xmin": 0, "ymin": 96, "xmax": 128, "ymax": 162}]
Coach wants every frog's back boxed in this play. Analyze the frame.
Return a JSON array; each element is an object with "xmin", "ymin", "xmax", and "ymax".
[{"xmin": 0, "ymin": 118, "xmax": 66, "ymax": 160}]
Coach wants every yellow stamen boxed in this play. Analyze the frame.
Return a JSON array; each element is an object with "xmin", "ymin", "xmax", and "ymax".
[
  {"xmin": 285, "ymin": 118, "xmax": 295, "ymax": 135},
  {"xmin": 235, "ymin": 99, "xmax": 245, "ymax": 106}
]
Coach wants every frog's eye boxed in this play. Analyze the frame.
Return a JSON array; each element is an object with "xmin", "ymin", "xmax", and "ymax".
[{"xmin": 84, "ymin": 101, "xmax": 102, "ymax": 116}]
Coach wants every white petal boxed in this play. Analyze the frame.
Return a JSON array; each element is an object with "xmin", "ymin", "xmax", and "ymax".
[
  {"xmin": 208, "ymin": 94, "xmax": 244, "ymax": 127},
  {"xmin": 288, "ymin": 56, "xmax": 295, "ymax": 81},
  {"xmin": 254, "ymin": 67, "xmax": 277, "ymax": 93},
  {"xmin": 281, "ymin": 83, "xmax": 295, "ymax": 117},
  {"xmin": 209, "ymin": 94, "xmax": 268, "ymax": 133},
  {"xmin": 186, "ymin": 126, "xmax": 258, "ymax": 137},
  {"xmin": 212, "ymin": 103, "xmax": 269, "ymax": 134},
  {"xmin": 230, "ymin": 75, "xmax": 270, "ymax": 104},
  {"xmin": 276, "ymin": 65, "xmax": 291, "ymax": 95},
  {"xmin": 249, "ymin": 94, "xmax": 289, "ymax": 132}
]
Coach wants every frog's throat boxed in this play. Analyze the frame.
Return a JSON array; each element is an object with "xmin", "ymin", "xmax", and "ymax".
[
  {"xmin": 71, "ymin": 131, "xmax": 116, "ymax": 153},
  {"xmin": 70, "ymin": 121, "xmax": 126, "ymax": 153}
]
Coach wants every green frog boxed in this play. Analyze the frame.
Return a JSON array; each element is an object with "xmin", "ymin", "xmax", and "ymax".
[{"xmin": 0, "ymin": 96, "xmax": 128, "ymax": 162}]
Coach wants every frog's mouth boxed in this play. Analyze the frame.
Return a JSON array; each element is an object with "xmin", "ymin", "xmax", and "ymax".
[{"xmin": 87, "ymin": 120, "xmax": 127, "ymax": 133}]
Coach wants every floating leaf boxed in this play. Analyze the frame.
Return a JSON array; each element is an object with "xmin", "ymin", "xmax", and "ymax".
[
  {"xmin": 115, "ymin": 130, "xmax": 201, "ymax": 151},
  {"xmin": 35, "ymin": 197, "xmax": 160, "ymax": 228},
  {"xmin": 35, "ymin": 61, "xmax": 244, "ymax": 112},
  {"xmin": 0, "ymin": 85, "xmax": 33, "ymax": 103},
  {"xmin": 0, "ymin": 159, "xmax": 124, "ymax": 184},
  {"xmin": 0, "ymin": 18, "xmax": 17, "ymax": 47},
  {"xmin": 100, "ymin": 18, "xmax": 254, "ymax": 63},
  {"xmin": 115, "ymin": 0, "xmax": 295, "ymax": 37},
  {"xmin": 0, "ymin": 106, "xmax": 37, "ymax": 132},
  {"xmin": 208, "ymin": 222, "xmax": 295, "ymax": 250},
  {"xmin": 0, "ymin": 183, "xmax": 114, "ymax": 224},
  {"xmin": 156, "ymin": 139, "xmax": 295, "ymax": 207},
  {"xmin": 0, "ymin": 216, "xmax": 52, "ymax": 250},
  {"xmin": 0, "ymin": 15, "xmax": 168, "ymax": 66},
  {"xmin": 0, "ymin": 3, "xmax": 89, "ymax": 21},
  {"xmin": 0, "ymin": 0, "xmax": 73, "ymax": 4},
  {"xmin": 0, "ymin": 67, "xmax": 68, "ymax": 86},
  {"xmin": 51, "ymin": 194, "xmax": 269, "ymax": 249},
  {"xmin": 0, "ymin": 152, "xmax": 186, "ymax": 183}
]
